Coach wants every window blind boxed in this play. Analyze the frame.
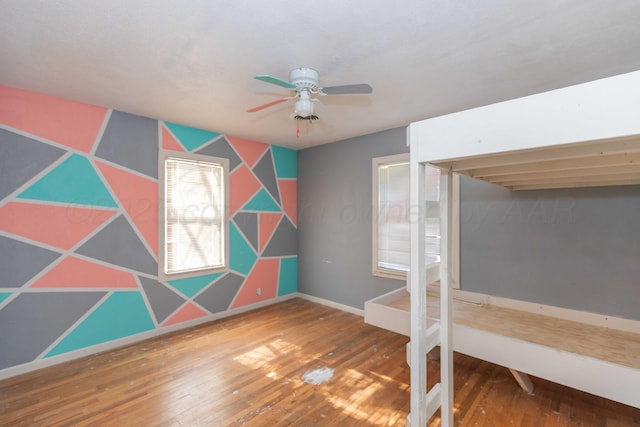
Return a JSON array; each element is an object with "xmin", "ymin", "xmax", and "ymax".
[
  {"xmin": 377, "ymin": 161, "xmax": 440, "ymax": 272},
  {"xmin": 165, "ymin": 158, "xmax": 225, "ymax": 275}
]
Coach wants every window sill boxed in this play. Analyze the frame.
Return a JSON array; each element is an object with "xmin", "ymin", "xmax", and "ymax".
[
  {"xmin": 158, "ymin": 266, "xmax": 228, "ymax": 283},
  {"xmin": 373, "ymin": 269, "xmax": 407, "ymax": 281}
]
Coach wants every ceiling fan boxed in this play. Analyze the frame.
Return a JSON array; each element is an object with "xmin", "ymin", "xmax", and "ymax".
[{"xmin": 247, "ymin": 67, "xmax": 373, "ymax": 121}]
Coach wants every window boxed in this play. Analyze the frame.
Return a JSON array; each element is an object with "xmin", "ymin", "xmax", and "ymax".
[
  {"xmin": 372, "ymin": 153, "xmax": 444, "ymax": 279},
  {"xmin": 159, "ymin": 151, "xmax": 229, "ymax": 280}
]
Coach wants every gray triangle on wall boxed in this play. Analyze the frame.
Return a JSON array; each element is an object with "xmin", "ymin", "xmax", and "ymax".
[
  {"xmin": 0, "ymin": 292, "xmax": 106, "ymax": 370},
  {"xmin": 196, "ymin": 136, "xmax": 242, "ymax": 171},
  {"xmin": 233, "ymin": 211, "xmax": 258, "ymax": 251},
  {"xmin": 0, "ymin": 128, "xmax": 66, "ymax": 201},
  {"xmin": 95, "ymin": 111, "xmax": 159, "ymax": 179},
  {"xmin": 194, "ymin": 272, "xmax": 244, "ymax": 314},
  {"xmin": 0, "ymin": 236, "xmax": 61, "ymax": 288},
  {"xmin": 76, "ymin": 215, "xmax": 157, "ymax": 276},
  {"xmin": 252, "ymin": 150, "xmax": 281, "ymax": 205},
  {"xmin": 139, "ymin": 277, "xmax": 186, "ymax": 324},
  {"xmin": 262, "ymin": 216, "xmax": 296, "ymax": 257}
]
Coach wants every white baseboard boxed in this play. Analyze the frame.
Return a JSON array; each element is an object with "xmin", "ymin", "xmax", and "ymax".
[
  {"xmin": 0, "ymin": 293, "xmax": 298, "ymax": 381},
  {"xmin": 296, "ymin": 292, "xmax": 364, "ymax": 317}
]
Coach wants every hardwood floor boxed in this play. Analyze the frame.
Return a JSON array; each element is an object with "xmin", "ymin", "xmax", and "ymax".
[{"xmin": 1, "ymin": 298, "xmax": 639, "ymax": 426}]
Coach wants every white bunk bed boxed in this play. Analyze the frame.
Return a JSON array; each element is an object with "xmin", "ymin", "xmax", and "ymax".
[{"xmin": 365, "ymin": 70, "xmax": 640, "ymax": 426}]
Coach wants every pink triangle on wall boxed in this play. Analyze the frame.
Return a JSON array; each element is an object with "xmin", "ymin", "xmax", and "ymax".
[
  {"xmin": 230, "ymin": 258, "xmax": 279, "ymax": 309},
  {"xmin": 162, "ymin": 303, "xmax": 209, "ymax": 326},
  {"xmin": 259, "ymin": 212, "xmax": 282, "ymax": 252},
  {"xmin": 227, "ymin": 136, "xmax": 269, "ymax": 167},
  {"xmin": 278, "ymin": 179, "xmax": 297, "ymax": 226},
  {"xmin": 0, "ymin": 201, "xmax": 117, "ymax": 250},
  {"xmin": 229, "ymin": 165, "xmax": 262, "ymax": 216},
  {"xmin": 96, "ymin": 161, "xmax": 159, "ymax": 255},
  {"xmin": 31, "ymin": 256, "xmax": 138, "ymax": 288},
  {"xmin": 0, "ymin": 85, "xmax": 107, "ymax": 153},
  {"xmin": 161, "ymin": 124, "xmax": 186, "ymax": 151}
]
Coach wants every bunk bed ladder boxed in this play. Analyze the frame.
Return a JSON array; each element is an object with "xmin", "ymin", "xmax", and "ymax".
[{"xmin": 407, "ymin": 159, "xmax": 454, "ymax": 426}]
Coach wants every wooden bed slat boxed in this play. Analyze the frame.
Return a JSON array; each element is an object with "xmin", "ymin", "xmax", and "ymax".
[
  {"xmin": 441, "ymin": 137, "xmax": 640, "ymax": 172},
  {"xmin": 484, "ymin": 164, "xmax": 640, "ymax": 183},
  {"xmin": 435, "ymin": 137, "xmax": 640, "ymax": 191},
  {"xmin": 509, "ymin": 180, "xmax": 640, "ymax": 190},
  {"xmin": 495, "ymin": 171, "xmax": 640, "ymax": 187},
  {"xmin": 467, "ymin": 151, "xmax": 640, "ymax": 179}
]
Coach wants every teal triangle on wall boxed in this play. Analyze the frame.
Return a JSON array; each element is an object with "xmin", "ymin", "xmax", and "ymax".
[
  {"xmin": 165, "ymin": 122, "xmax": 220, "ymax": 152},
  {"xmin": 17, "ymin": 154, "xmax": 117, "ymax": 208},
  {"xmin": 278, "ymin": 257, "xmax": 297, "ymax": 296},
  {"xmin": 167, "ymin": 273, "xmax": 223, "ymax": 298},
  {"xmin": 229, "ymin": 222, "xmax": 257, "ymax": 276},
  {"xmin": 243, "ymin": 189, "xmax": 281, "ymax": 212},
  {"xmin": 0, "ymin": 292, "xmax": 11, "ymax": 304},
  {"xmin": 271, "ymin": 145, "xmax": 297, "ymax": 179},
  {"xmin": 45, "ymin": 291, "xmax": 155, "ymax": 357}
]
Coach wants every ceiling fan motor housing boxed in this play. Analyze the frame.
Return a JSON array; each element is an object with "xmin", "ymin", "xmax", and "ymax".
[{"xmin": 289, "ymin": 67, "xmax": 319, "ymax": 91}]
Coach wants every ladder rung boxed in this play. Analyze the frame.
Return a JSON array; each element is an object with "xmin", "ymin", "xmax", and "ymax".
[
  {"xmin": 425, "ymin": 261, "xmax": 440, "ymax": 285},
  {"xmin": 406, "ymin": 322, "xmax": 441, "ymax": 367},
  {"xmin": 425, "ymin": 382, "xmax": 442, "ymax": 420},
  {"xmin": 406, "ymin": 383, "xmax": 442, "ymax": 426},
  {"xmin": 406, "ymin": 342, "xmax": 410, "ymax": 366},
  {"xmin": 406, "ymin": 262, "xmax": 441, "ymax": 293},
  {"xmin": 425, "ymin": 322, "xmax": 440, "ymax": 354}
]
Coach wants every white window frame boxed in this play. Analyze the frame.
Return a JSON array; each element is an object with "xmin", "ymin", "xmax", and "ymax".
[
  {"xmin": 372, "ymin": 153, "xmax": 412, "ymax": 280},
  {"xmin": 158, "ymin": 150, "xmax": 229, "ymax": 281},
  {"xmin": 372, "ymin": 153, "xmax": 460, "ymax": 287}
]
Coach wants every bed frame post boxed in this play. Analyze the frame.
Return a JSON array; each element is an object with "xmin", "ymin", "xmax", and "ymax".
[
  {"xmin": 440, "ymin": 169, "xmax": 454, "ymax": 426},
  {"xmin": 409, "ymin": 153, "xmax": 427, "ymax": 426},
  {"xmin": 408, "ymin": 157, "xmax": 455, "ymax": 425}
]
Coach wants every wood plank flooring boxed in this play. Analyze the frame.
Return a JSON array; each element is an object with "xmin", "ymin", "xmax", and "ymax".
[{"xmin": 1, "ymin": 298, "xmax": 639, "ymax": 426}]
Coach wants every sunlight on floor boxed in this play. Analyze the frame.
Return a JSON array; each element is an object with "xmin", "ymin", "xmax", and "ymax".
[
  {"xmin": 232, "ymin": 338, "xmax": 300, "ymax": 371},
  {"xmin": 232, "ymin": 338, "xmax": 326, "ymax": 383},
  {"xmin": 325, "ymin": 368, "xmax": 407, "ymax": 426},
  {"xmin": 370, "ymin": 370, "xmax": 410, "ymax": 390},
  {"xmin": 230, "ymin": 338, "xmax": 410, "ymax": 425}
]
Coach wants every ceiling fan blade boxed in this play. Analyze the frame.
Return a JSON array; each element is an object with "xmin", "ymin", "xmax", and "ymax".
[
  {"xmin": 321, "ymin": 83, "xmax": 373, "ymax": 95},
  {"xmin": 246, "ymin": 97, "xmax": 290, "ymax": 113},
  {"xmin": 254, "ymin": 75, "xmax": 297, "ymax": 90}
]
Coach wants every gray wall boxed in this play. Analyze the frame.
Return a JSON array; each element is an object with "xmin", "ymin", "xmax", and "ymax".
[
  {"xmin": 460, "ymin": 178, "xmax": 640, "ymax": 320},
  {"xmin": 297, "ymin": 127, "xmax": 408, "ymax": 309},
  {"xmin": 298, "ymin": 126, "xmax": 640, "ymax": 319}
]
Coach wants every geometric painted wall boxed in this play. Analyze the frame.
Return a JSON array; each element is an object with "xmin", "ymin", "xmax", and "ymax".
[{"xmin": 0, "ymin": 85, "xmax": 297, "ymax": 372}]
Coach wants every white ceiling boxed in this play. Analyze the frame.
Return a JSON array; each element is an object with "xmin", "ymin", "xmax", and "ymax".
[{"xmin": 3, "ymin": 1, "xmax": 640, "ymax": 149}]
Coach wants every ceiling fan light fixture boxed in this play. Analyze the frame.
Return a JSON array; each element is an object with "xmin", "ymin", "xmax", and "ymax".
[
  {"xmin": 294, "ymin": 99, "xmax": 313, "ymax": 117},
  {"xmin": 294, "ymin": 90, "xmax": 314, "ymax": 117}
]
